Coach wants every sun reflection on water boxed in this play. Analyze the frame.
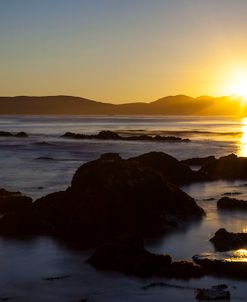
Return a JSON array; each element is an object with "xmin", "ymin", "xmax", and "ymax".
[
  {"xmin": 239, "ymin": 118, "xmax": 247, "ymax": 157},
  {"xmin": 225, "ymin": 249, "xmax": 247, "ymax": 262}
]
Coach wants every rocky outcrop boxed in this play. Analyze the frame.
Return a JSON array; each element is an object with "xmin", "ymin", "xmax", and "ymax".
[
  {"xmin": 210, "ymin": 228, "xmax": 247, "ymax": 251},
  {"xmin": 62, "ymin": 130, "xmax": 190, "ymax": 142},
  {"xmin": 193, "ymin": 254, "xmax": 247, "ymax": 279},
  {"xmin": 181, "ymin": 156, "xmax": 215, "ymax": 166},
  {"xmin": 88, "ymin": 238, "xmax": 204, "ymax": 279},
  {"xmin": 0, "ymin": 153, "xmax": 204, "ymax": 243},
  {"xmin": 200, "ymin": 153, "xmax": 247, "ymax": 180},
  {"xmin": 0, "ymin": 131, "xmax": 28, "ymax": 138},
  {"xmin": 129, "ymin": 152, "xmax": 205, "ymax": 184},
  {"xmin": 217, "ymin": 196, "xmax": 247, "ymax": 210}
]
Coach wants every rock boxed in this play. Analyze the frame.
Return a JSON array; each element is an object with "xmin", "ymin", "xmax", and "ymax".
[
  {"xmin": 42, "ymin": 275, "xmax": 70, "ymax": 281},
  {"xmin": 0, "ymin": 153, "xmax": 205, "ymax": 242},
  {"xmin": 210, "ymin": 228, "xmax": 247, "ymax": 251},
  {"xmin": 222, "ymin": 192, "xmax": 242, "ymax": 196},
  {"xmin": 181, "ymin": 156, "xmax": 215, "ymax": 166},
  {"xmin": 129, "ymin": 152, "xmax": 205, "ymax": 184},
  {"xmin": 0, "ymin": 131, "xmax": 13, "ymax": 137},
  {"xmin": 200, "ymin": 153, "xmax": 247, "ymax": 180},
  {"xmin": 195, "ymin": 286, "xmax": 230, "ymax": 300},
  {"xmin": 62, "ymin": 130, "xmax": 190, "ymax": 143},
  {"xmin": 88, "ymin": 239, "xmax": 204, "ymax": 278},
  {"xmin": 0, "ymin": 188, "xmax": 32, "ymax": 214},
  {"xmin": 15, "ymin": 131, "xmax": 28, "ymax": 138},
  {"xmin": 35, "ymin": 157, "xmax": 54, "ymax": 161},
  {"xmin": 217, "ymin": 196, "xmax": 247, "ymax": 210},
  {"xmin": 0, "ymin": 131, "xmax": 28, "ymax": 138},
  {"xmin": 193, "ymin": 253, "xmax": 247, "ymax": 279}
]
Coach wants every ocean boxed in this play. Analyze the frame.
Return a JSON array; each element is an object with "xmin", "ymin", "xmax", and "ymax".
[{"xmin": 0, "ymin": 115, "xmax": 247, "ymax": 301}]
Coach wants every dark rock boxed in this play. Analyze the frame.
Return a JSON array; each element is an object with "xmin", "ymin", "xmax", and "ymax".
[
  {"xmin": 210, "ymin": 228, "xmax": 247, "ymax": 251},
  {"xmin": 0, "ymin": 153, "xmax": 204, "ymax": 242},
  {"xmin": 200, "ymin": 153, "xmax": 247, "ymax": 180},
  {"xmin": 42, "ymin": 275, "xmax": 70, "ymax": 281},
  {"xmin": 0, "ymin": 188, "xmax": 32, "ymax": 214},
  {"xmin": 35, "ymin": 157, "xmax": 54, "ymax": 161},
  {"xmin": 129, "ymin": 152, "xmax": 206, "ymax": 184},
  {"xmin": 62, "ymin": 130, "xmax": 190, "ymax": 143},
  {"xmin": 222, "ymin": 191, "xmax": 242, "ymax": 196},
  {"xmin": 181, "ymin": 156, "xmax": 215, "ymax": 166},
  {"xmin": 89, "ymin": 239, "xmax": 204, "ymax": 278},
  {"xmin": 15, "ymin": 131, "xmax": 28, "ymax": 138},
  {"xmin": 195, "ymin": 286, "xmax": 230, "ymax": 300},
  {"xmin": 203, "ymin": 197, "xmax": 216, "ymax": 201},
  {"xmin": 0, "ymin": 131, "xmax": 28, "ymax": 138},
  {"xmin": 0, "ymin": 131, "xmax": 13, "ymax": 137},
  {"xmin": 193, "ymin": 254, "xmax": 247, "ymax": 279},
  {"xmin": 217, "ymin": 197, "xmax": 247, "ymax": 210}
]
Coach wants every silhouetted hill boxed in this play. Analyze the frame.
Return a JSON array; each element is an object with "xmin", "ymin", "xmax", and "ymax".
[{"xmin": 0, "ymin": 95, "xmax": 245, "ymax": 115}]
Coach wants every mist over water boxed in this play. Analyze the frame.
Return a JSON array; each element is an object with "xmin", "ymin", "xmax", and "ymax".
[{"xmin": 0, "ymin": 115, "xmax": 247, "ymax": 301}]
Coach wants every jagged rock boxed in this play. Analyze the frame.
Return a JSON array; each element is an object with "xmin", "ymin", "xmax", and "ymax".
[
  {"xmin": 217, "ymin": 197, "xmax": 247, "ymax": 210},
  {"xmin": 200, "ymin": 153, "xmax": 247, "ymax": 180},
  {"xmin": 210, "ymin": 228, "xmax": 247, "ymax": 251},
  {"xmin": 62, "ymin": 130, "xmax": 190, "ymax": 142}
]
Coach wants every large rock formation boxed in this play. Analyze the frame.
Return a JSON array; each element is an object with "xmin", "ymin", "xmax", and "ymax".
[
  {"xmin": 0, "ymin": 153, "xmax": 204, "ymax": 243},
  {"xmin": 200, "ymin": 154, "xmax": 247, "ymax": 180}
]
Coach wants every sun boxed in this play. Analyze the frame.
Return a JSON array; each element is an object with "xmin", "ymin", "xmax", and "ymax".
[
  {"xmin": 232, "ymin": 79, "xmax": 247, "ymax": 98},
  {"xmin": 225, "ymin": 70, "xmax": 247, "ymax": 99}
]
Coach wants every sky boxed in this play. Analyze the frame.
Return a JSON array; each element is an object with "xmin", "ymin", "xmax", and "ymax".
[{"xmin": 1, "ymin": 0, "xmax": 247, "ymax": 103}]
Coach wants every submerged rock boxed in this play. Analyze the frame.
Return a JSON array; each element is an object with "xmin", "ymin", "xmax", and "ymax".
[
  {"xmin": 217, "ymin": 196, "xmax": 247, "ymax": 210},
  {"xmin": 15, "ymin": 131, "xmax": 28, "ymax": 138},
  {"xmin": 0, "ymin": 153, "xmax": 204, "ymax": 243},
  {"xmin": 195, "ymin": 286, "xmax": 230, "ymax": 301},
  {"xmin": 210, "ymin": 228, "xmax": 247, "ymax": 251},
  {"xmin": 88, "ymin": 239, "xmax": 204, "ymax": 278}
]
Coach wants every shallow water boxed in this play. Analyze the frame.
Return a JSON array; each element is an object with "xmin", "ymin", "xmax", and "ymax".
[{"xmin": 0, "ymin": 115, "xmax": 247, "ymax": 301}]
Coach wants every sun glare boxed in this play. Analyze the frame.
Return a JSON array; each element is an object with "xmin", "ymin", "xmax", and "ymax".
[
  {"xmin": 232, "ymin": 79, "xmax": 247, "ymax": 98},
  {"xmin": 225, "ymin": 70, "xmax": 247, "ymax": 99}
]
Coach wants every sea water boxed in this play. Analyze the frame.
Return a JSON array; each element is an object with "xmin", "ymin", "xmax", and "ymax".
[{"xmin": 0, "ymin": 115, "xmax": 247, "ymax": 301}]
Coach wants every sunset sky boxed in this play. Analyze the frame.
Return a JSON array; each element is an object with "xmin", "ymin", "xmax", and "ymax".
[{"xmin": 1, "ymin": 0, "xmax": 247, "ymax": 103}]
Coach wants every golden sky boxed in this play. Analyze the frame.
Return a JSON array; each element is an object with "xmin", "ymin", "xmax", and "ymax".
[{"xmin": 1, "ymin": 0, "xmax": 247, "ymax": 103}]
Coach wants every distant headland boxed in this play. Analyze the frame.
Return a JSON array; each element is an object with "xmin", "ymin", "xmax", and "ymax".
[{"xmin": 0, "ymin": 95, "xmax": 245, "ymax": 115}]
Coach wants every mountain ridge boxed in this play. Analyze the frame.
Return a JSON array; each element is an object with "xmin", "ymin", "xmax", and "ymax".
[{"xmin": 0, "ymin": 94, "xmax": 245, "ymax": 115}]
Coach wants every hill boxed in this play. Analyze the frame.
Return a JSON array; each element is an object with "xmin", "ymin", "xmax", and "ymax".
[{"xmin": 0, "ymin": 95, "xmax": 244, "ymax": 115}]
